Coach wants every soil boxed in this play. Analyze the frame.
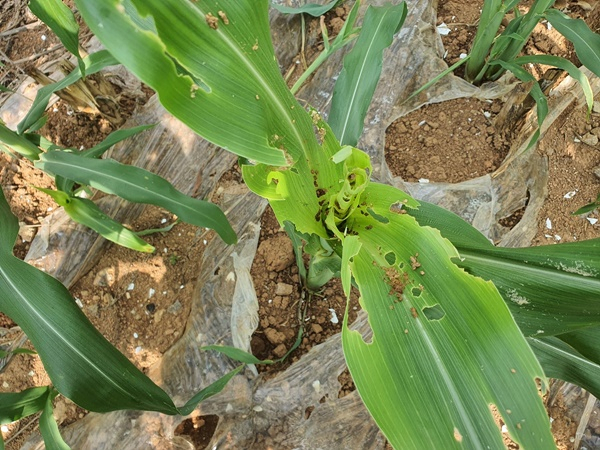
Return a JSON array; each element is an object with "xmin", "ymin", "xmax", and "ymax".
[{"xmin": 1, "ymin": 1, "xmax": 599, "ymax": 450}]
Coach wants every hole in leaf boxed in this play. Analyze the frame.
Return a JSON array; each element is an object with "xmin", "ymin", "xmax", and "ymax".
[
  {"xmin": 411, "ymin": 287, "xmax": 422, "ymax": 297},
  {"xmin": 422, "ymin": 304, "xmax": 446, "ymax": 321},
  {"xmin": 384, "ymin": 252, "xmax": 396, "ymax": 265},
  {"xmin": 367, "ymin": 208, "xmax": 389, "ymax": 224},
  {"xmin": 174, "ymin": 414, "xmax": 219, "ymax": 449}
]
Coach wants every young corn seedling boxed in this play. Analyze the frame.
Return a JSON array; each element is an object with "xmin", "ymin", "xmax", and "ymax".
[
  {"xmin": 413, "ymin": 0, "xmax": 600, "ymax": 149},
  {"xmin": 1, "ymin": 0, "xmax": 600, "ymax": 448}
]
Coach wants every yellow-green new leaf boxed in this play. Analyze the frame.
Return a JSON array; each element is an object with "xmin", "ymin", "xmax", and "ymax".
[{"xmin": 341, "ymin": 183, "xmax": 554, "ymax": 449}]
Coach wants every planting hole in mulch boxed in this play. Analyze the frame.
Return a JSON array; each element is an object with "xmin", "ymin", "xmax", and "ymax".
[
  {"xmin": 385, "ymin": 97, "xmax": 510, "ymax": 183},
  {"xmin": 174, "ymin": 414, "xmax": 219, "ymax": 450},
  {"xmin": 250, "ymin": 205, "xmax": 361, "ymax": 375}
]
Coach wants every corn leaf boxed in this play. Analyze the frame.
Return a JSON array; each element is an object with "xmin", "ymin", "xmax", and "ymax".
[
  {"xmin": 546, "ymin": 9, "xmax": 600, "ymax": 78},
  {"xmin": 271, "ymin": 0, "xmax": 339, "ymax": 17},
  {"xmin": 36, "ymin": 151, "xmax": 236, "ymax": 244},
  {"xmin": 529, "ymin": 336, "xmax": 600, "ymax": 397},
  {"xmin": 59, "ymin": 194, "xmax": 155, "ymax": 253},
  {"xmin": 340, "ymin": 182, "xmax": 554, "ymax": 449},
  {"xmin": 0, "ymin": 387, "xmax": 50, "ymax": 424},
  {"xmin": 29, "ymin": 0, "xmax": 84, "ymax": 75},
  {"xmin": 489, "ymin": 60, "xmax": 547, "ymax": 150},
  {"xmin": 328, "ymin": 3, "xmax": 406, "ymax": 146},
  {"xmin": 408, "ymin": 201, "xmax": 600, "ymax": 337},
  {"xmin": 39, "ymin": 392, "xmax": 71, "ymax": 450},
  {"xmin": 17, "ymin": 50, "xmax": 118, "ymax": 134},
  {"xmin": 0, "ymin": 122, "xmax": 42, "ymax": 160},
  {"xmin": 74, "ymin": 0, "xmax": 319, "ymax": 165},
  {"xmin": 514, "ymin": 54, "xmax": 593, "ymax": 114},
  {"xmin": 81, "ymin": 124, "xmax": 155, "ymax": 159}
]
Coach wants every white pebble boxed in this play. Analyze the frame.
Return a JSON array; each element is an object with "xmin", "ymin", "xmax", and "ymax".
[
  {"xmin": 253, "ymin": 406, "xmax": 263, "ymax": 412},
  {"xmin": 135, "ymin": 346, "xmax": 142, "ymax": 354},
  {"xmin": 133, "ymin": 333, "xmax": 138, "ymax": 339},
  {"xmin": 418, "ymin": 178, "xmax": 430, "ymax": 184},
  {"xmin": 329, "ymin": 308, "xmax": 339, "ymax": 324},
  {"xmin": 554, "ymin": 235, "xmax": 562, "ymax": 241},
  {"xmin": 75, "ymin": 298, "xmax": 83, "ymax": 308},
  {"xmin": 459, "ymin": 53, "xmax": 468, "ymax": 59},
  {"xmin": 2, "ymin": 381, "xmax": 9, "ymax": 388},
  {"xmin": 161, "ymin": 218, "xmax": 167, "ymax": 224},
  {"xmin": 180, "ymin": 284, "xmax": 185, "ymax": 289},
  {"xmin": 163, "ymin": 248, "xmax": 168, "ymax": 253},
  {"xmin": 436, "ymin": 23, "xmax": 451, "ymax": 35},
  {"xmin": 564, "ymin": 190, "xmax": 577, "ymax": 199},
  {"xmin": 203, "ymin": 239, "xmax": 208, "ymax": 245},
  {"xmin": 28, "ymin": 371, "xmax": 35, "ymax": 377},
  {"xmin": 148, "ymin": 288, "xmax": 155, "ymax": 298},
  {"xmin": 483, "ymin": 111, "xmax": 492, "ymax": 118},
  {"xmin": 1, "ymin": 425, "xmax": 8, "ymax": 433},
  {"xmin": 587, "ymin": 217, "xmax": 598, "ymax": 225},
  {"xmin": 545, "ymin": 218, "xmax": 552, "ymax": 230},
  {"xmin": 127, "ymin": 283, "xmax": 135, "ymax": 291},
  {"xmin": 501, "ymin": 424, "xmax": 508, "ymax": 433},
  {"xmin": 312, "ymin": 380, "xmax": 321, "ymax": 393},
  {"xmin": 41, "ymin": 34, "xmax": 47, "ymax": 41}
]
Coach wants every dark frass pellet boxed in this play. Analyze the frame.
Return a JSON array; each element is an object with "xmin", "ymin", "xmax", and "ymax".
[{"xmin": 146, "ymin": 303, "xmax": 156, "ymax": 313}]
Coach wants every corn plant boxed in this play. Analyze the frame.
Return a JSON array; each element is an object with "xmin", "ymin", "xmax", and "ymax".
[
  {"xmin": 413, "ymin": 0, "xmax": 600, "ymax": 149},
  {"xmin": 0, "ymin": 0, "xmax": 599, "ymax": 449}
]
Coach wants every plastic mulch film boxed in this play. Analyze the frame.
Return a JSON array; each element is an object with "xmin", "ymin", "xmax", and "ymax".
[{"xmin": 8, "ymin": 0, "xmax": 599, "ymax": 448}]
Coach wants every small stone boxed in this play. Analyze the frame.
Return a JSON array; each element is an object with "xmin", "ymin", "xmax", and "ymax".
[
  {"xmin": 93, "ymin": 268, "xmax": 115, "ymax": 287},
  {"xmin": 582, "ymin": 132, "xmax": 598, "ymax": 146},
  {"xmin": 311, "ymin": 323, "xmax": 323, "ymax": 334},
  {"xmin": 264, "ymin": 327, "xmax": 286, "ymax": 345},
  {"xmin": 146, "ymin": 303, "xmax": 156, "ymax": 313},
  {"xmin": 593, "ymin": 100, "xmax": 600, "ymax": 114},
  {"xmin": 86, "ymin": 304, "xmax": 99, "ymax": 317},
  {"xmin": 259, "ymin": 236, "xmax": 294, "ymax": 272},
  {"xmin": 167, "ymin": 300, "xmax": 182, "ymax": 315},
  {"xmin": 2, "ymin": 381, "xmax": 9, "ymax": 388},
  {"xmin": 103, "ymin": 292, "xmax": 116, "ymax": 306},
  {"xmin": 154, "ymin": 310, "xmax": 165, "ymax": 324},
  {"xmin": 594, "ymin": 166, "xmax": 600, "ymax": 180},
  {"xmin": 273, "ymin": 343, "xmax": 287, "ymax": 358},
  {"xmin": 275, "ymin": 282, "xmax": 293, "ymax": 296}
]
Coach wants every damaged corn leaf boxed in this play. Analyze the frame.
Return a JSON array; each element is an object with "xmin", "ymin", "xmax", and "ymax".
[
  {"xmin": 74, "ymin": 0, "xmax": 318, "ymax": 165},
  {"xmin": 244, "ymin": 114, "xmax": 554, "ymax": 447},
  {"xmin": 340, "ymin": 182, "xmax": 554, "ymax": 449}
]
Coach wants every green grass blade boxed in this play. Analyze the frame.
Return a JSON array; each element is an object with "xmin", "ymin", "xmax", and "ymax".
[
  {"xmin": 29, "ymin": 0, "xmax": 84, "ymax": 75},
  {"xmin": 36, "ymin": 151, "xmax": 237, "ymax": 244},
  {"xmin": 178, "ymin": 365, "xmax": 244, "ymax": 416},
  {"xmin": 342, "ymin": 182, "xmax": 554, "ymax": 449},
  {"xmin": 328, "ymin": 3, "xmax": 406, "ymax": 146},
  {"xmin": 74, "ymin": 0, "xmax": 319, "ymax": 165},
  {"xmin": 546, "ymin": 9, "xmax": 600, "ymax": 78},
  {"xmin": 17, "ymin": 50, "xmax": 118, "ymax": 134},
  {"xmin": 0, "ymin": 387, "xmax": 50, "ymax": 424},
  {"xmin": 529, "ymin": 336, "xmax": 600, "ymax": 398},
  {"xmin": 0, "ymin": 123, "xmax": 42, "ymax": 160},
  {"xmin": 514, "ymin": 54, "xmax": 593, "ymax": 113},
  {"xmin": 81, "ymin": 124, "xmax": 155, "ymax": 159},
  {"xmin": 465, "ymin": 9, "xmax": 505, "ymax": 82},
  {"xmin": 271, "ymin": 0, "xmax": 339, "ymax": 16},
  {"xmin": 39, "ymin": 391, "xmax": 71, "ymax": 450}
]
